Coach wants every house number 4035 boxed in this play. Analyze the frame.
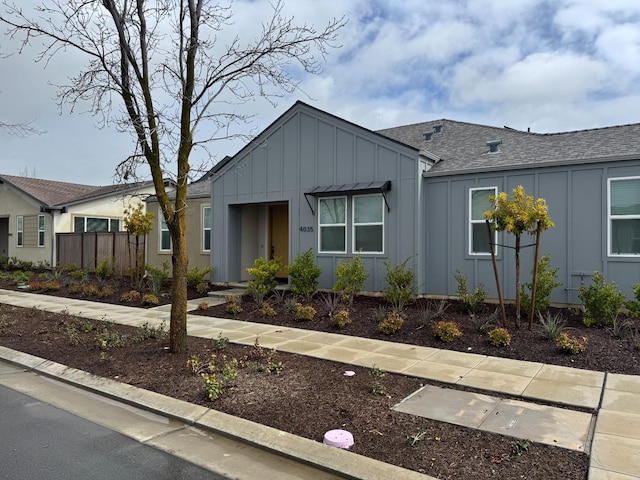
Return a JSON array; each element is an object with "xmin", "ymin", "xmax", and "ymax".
[{"xmin": 299, "ymin": 226, "xmax": 314, "ymax": 232}]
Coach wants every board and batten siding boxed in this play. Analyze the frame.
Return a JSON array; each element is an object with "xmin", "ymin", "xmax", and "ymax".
[
  {"xmin": 424, "ymin": 160, "xmax": 640, "ymax": 304},
  {"xmin": 211, "ymin": 103, "xmax": 423, "ymax": 292}
]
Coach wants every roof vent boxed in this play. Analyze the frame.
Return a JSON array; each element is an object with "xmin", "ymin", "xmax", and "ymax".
[
  {"xmin": 433, "ymin": 124, "xmax": 443, "ymax": 133},
  {"xmin": 423, "ymin": 131, "xmax": 433, "ymax": 141},
  {"xmin": 486, "ymin": 139, "xmax": 502, "ymax": 153}
]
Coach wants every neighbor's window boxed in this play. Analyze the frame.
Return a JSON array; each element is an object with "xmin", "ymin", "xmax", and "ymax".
[
  {"xmin": 16, "ymin": 216, "xmax": 23, "ymax": 247},
  {"xmin": 73, "ymin": 216, "xmax": 120, "ymax": 232},
  {"xmin": 38, "ymin": 215, "xmax": 45, "ymax": 247},
  {"xmin": 159, "ymin": 214, "xmax": 171, "ymax": 252},
  {"xmin": 319, "ymin": 197, "xmax": 346, "ymax": 253},
  {"xmin": 470, "ymin": 187, "xmax": 497, "ymax": 255},
  {"xmin": 353, "ymin": 195, "xmax": 384, "ymax": 253},
  {"xmin": 609, "ymin": 176, "xmax": 640, "ymax": 255},
  {"xmin": 202, "ymin": 206, "xmax": 211, "ymax": 252}
]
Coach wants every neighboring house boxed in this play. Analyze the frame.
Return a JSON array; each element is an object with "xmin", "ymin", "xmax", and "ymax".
[
  {"xmin": 0, "ymin": 174, "xmax": 159, "ymax": 267},
  {"xmin": 210, "ymin": 101, "xmax": 640, "ymax": 304},
  {"xmin": 145, "ymin": 170, "xmax": 215, "ymax": 274}
]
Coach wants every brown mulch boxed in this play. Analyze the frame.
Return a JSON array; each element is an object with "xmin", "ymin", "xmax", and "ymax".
[{"xmin": 3, "ymin": 277, "xmax": 633, "ymax": 479}]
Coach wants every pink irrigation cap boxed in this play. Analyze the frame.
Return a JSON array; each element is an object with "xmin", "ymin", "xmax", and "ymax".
[
  {"xmin": 343, "ymin": 370, "xmax": 356, "ymax": 376},
  {"xmin": 323, "ymin": 429, "xmax": 354, "ymax": 449}
]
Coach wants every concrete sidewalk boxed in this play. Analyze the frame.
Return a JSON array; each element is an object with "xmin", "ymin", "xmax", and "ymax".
[{"xmin": 1, "ymin": 288, "xmax": 639, "ymax": 478}]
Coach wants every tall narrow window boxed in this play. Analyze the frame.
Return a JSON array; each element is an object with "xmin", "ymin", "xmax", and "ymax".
[
  {"xmin": 38, "ymin": 215, "xmax": 45, "ymax": 247},
  {"xmin": 16, "ymin": 216, "xmax": 23, "ymax": 247},
  {"xmin": 470, "ymin": 187, "xmax": 497, "ymax": 255},
  {"xmin": 159, "ymin": 214, "xmax": 171, "ymax": 251},
  {"xmin": 353, "ymin": 195, "xmax": 384, "ymax": 253},
  {"xmin": 202, "ymin": 206, "xmax": 211, "ymax": 252},
  {"xmin": 318, "ymin": 197, "xmax": 346, "ymax": 253},
  {"xmin": 609, "ymin": 177, "xmax": 640, "ymax": 255}
]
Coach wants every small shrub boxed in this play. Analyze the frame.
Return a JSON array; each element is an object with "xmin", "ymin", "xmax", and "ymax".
[
  {"xmin": 226, "ymin": 301, "xmax": 243, "ymax": 315},
  {"xmin": 214, "ymin": 333, "xmax": 229, "ymax": 350},
  {"xmin": 538, "ymin": 311, "xmax": 567, "ymax": 341},
  {"xmin": 259, "ymin": 303, "xmax": 277, "ymax": 317},
  {"xmin": 556, "ymin": 332, "xmax": 587, "ymax": 354},
  {"xmin": 120, "ymin": 290, "xmax": 141, "ymax": 303},
  {"xmin": 69, "ymin": 283, "xmax": 83, "ymax": 295},
  {"xmin": 146, "ymin": 262, "xmax": 170, "ymax": 296},
  {"xmin": 334, "ymin": 254, "xmax": 368, "ymax": 305},
  {"xmin": 520, "ymin": 254, "xmax": 562, "ymax": 314},
  {"xmin": 68, "ymin": 268, "xmax": 88, "ymax": 281},
  {"xmin": 97, "ymin": 286, "xmax": 114, "ymax": 298},
  {"xmin": 418, "ymin": 299, "xmax": 449, "ymax": 327},
  {"xmin": 81, "ymin": 284, "xmax": 99, "ymax": 297},
  {"xmin": 96, "ymin": 329, "xmax": 128, "ymax": 349},
  {"xmin": 454, "ymin": 269, "xmax": 486, "ymax": 314},
  {"xmin": 382, "ymin": 257, "xmax": 416, "ymax": 312},
  {"xmin": 330, "ymin": 309, "xmax": 352, "ymax": 328},
  {"xmin": 433, "ymin": 320, "xmax": 463, "ymax": 343},
  {"xmin": 488, "ymin": 327, "xmax": 511, "ymax": 347},
  {"xmin": 197, "ymin": 301, "xmax": 209, "ymax": 311},
  {"xmin": 378, "ymin": 310, "xmax": 404, "ymax": 334},
  {"xmin": 471, "ymin": 308, "xmax": 500, "ymax": 333},
  {"xmin": 284, "ymin": 296, "xmax": 298, "ymax": 314},
  {"xmin": 373, "ymin": 305, "xmax": 388, "ymax": 324},
  {"xmin": 578, "ymin": 271, "xmax": 625, "ymax": 326},
  {"xmin": 196, "ymin": 281, "xmax": 210, "ymax": 295},
  {"xmin": 611, "ymin": 316, "xmax": 635, "ymax": 339},
  {"xmin": 295, "ymin": 303, "xmax": 316, "ymax": 321},
  {"xmin": 320, "ymin": 292, "xmax": 342, "ymax": 317},
  {"xmin": 247, "ymin": 257, "xmax": 281, "ymax": 304},
  {"xmin": 138, "ymin": 320, "xmax": 167, "ymax": 340},
  {"xmin": 142, "ymin": 293, "xmax": 159, "ymax": 306},
  {"xmin": 368, "ymin": 365, "xmax": 386, "ymax": 395},
  {"xmin": 624, "ymin": 283, "xmax": 640, "ymax": 318},
  {"xmin": 287, "ymin": 248, "xmax": 321, "ymax": 299},
  {"xmin": 186, "ymin": 266, "xmax": 213, "ymax": 287},
  {"xmin": 95, "ymin": 258, "xmax": 112, "ymax": 284}
]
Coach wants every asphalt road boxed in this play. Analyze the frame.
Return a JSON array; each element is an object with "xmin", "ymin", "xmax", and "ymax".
[{"xmin": 0, "ymin": 384, "xmax": 225, "ymax": 480}]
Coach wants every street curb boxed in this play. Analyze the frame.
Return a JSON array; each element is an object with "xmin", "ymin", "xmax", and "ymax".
[{"xmin": 0, "ymin": 346, "xmax": 433, "ymax": 480}]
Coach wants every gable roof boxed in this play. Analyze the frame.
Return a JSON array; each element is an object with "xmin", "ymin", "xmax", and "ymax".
[
  {"xmin": 377, "ymin": 119, "xmax": 640, "ymax": 175},
  {"xmin": 0, "ymin": 174, "xmax": 158, "ymax": 209}
]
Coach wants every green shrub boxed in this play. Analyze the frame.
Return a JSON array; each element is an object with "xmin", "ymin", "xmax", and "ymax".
[
  {"xmin": 295, "ymin": 303, "xmax": 316, "ymax": 321},
  {"xmin": 259, "ymin": 303, "xmax": 277, "ymax": 317},
  {"xmin": 196, "ymin": 281, "xmax": 210, "ymax": 295},
  {"xmin": 187, "ymin": 266, "xmax": 213, "ymax": 288},
  {"xmin": 433, "ymin": 320, "xmax": 463, "ymax": 342},
  {"xmin": 334, "ymin": 254, "xmax": 368, "ymax": 305},
  {"xmin": 520, "ymin": 255, "xmax": 562, "ymax": 314},
  {"xmin": 578, "ymin": 271, "xmax": 625, "ymax": 326},
  {"xmin": 382, "ymin": 257, "xmax": 416, "ymax": 312},
  {"xmin": 369, "ymin": 365, "xmax": 386, "ymax": 395},
  {"xmin": 330, "ymin": 309, "xmax": 352, "ymax": 328},
  {"xmin": 226, "ymin": 296, "xmax": 243, "ymax": 315},
  {"xmin": 95, "ymin": 258, "xmax": 112, "ymax": 282},
  {"xmin": 146, "ymin": 262, "xmax": 170, "ymax": 296},
  {"xmin": 625, "ymin": 283, "xmax": 640, "ymax": 318},
  {"xmin": 378, "ymin": 310, "xmax": 404, "ymax": 334},
  {"xmin": 247, "ymin": 257, "xmax": 281, "ymax": 304},
  {"xmin": 488, "ymin": 327, "xmax": 511, "ymax": 347},
  {"xmin": 454, "ymin": 269, "xmax": 486, "ymax": 314},
  {"xmin": 556, "ymin": 332, "xmax": 587, "ymax": 354},
  {"xmin": 287, "ymin": 248, "xmax": 321, "ymax": 299},
  {"xmin": 81, "ymin": 284, "xmax": 99, "ymax": 297}
]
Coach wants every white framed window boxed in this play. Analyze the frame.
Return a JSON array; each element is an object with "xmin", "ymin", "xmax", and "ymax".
[
  {"xmin": 318, "ymin": 197, "xmax": 346, "ymax": 253},
  {"xmin": 159, "ymin": 212, "xmax": 171, "ymax": 252},
  {"xmin": 73, "ymin": 216, "xmax": 120, "ymax": 232},
  {"xmin": 352, "ymin": 194, "xmax": 384, "ymax": 254},
  {"xmin": 16, "ymin": 216, "xmax": 23, "ymax": 247},
  {"xmin": 38, "ymin": 215, "xmax": 45, "ymax": 247},
  {"xmin": 469, "ymin": 187, "xmax": 497, "ymax": 255},
  {"xmin": 609, "ymin": 176, "xmax": 640, "ymax": 256},
  {"xmin": 202, "ymin": 206, "xmax": 211, "ymax": 252}
]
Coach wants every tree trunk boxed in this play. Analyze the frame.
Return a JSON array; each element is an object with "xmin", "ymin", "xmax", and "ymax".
[
  {"xmin": 528, "ymin": 223, "xmax": 542, "ymax": 330},
  {"xmin": 169, "ymin": 221, "xmax": 188, "ymax": 353},
  {"xmin": 515, "ymin": 234, "xmax": 521, "ymax": 329},
  {"xmin": 486, "ymin": 220, "xmax": 507, "ymax": 327}
]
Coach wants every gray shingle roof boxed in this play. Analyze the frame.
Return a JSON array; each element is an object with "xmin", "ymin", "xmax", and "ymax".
[{"xmin": 377, "ymin": 119, "xmax": 640, "ymax": 175}]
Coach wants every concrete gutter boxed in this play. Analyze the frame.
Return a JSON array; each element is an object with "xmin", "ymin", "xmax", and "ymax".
[{"xmin": 0, "ymin": 346, "xmax": 433, "ymax": 480}]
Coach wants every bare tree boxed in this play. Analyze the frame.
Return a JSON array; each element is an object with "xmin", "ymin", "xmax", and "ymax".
[
  {"xmin": 0, "ymin": 0, "xmax": 345, "ymax": 352},
  {"xmin": 0, "ymin": 119, "xmax": 43, "ymax": 137}
]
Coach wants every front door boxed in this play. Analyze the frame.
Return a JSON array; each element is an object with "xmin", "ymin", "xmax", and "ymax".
[{"xmin": 269, "ymin": 204, "xmax": 288, "ymax": 278}]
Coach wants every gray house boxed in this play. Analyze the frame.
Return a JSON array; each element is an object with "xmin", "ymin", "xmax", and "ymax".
[{"xmin": 211, "ymin": 102, "xmax": 640, "ymax": 304}]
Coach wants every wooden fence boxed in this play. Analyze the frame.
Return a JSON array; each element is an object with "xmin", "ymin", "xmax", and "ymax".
[{"xmin": 56, "ymin": 232, "xmax": 146, "ymax": 275}]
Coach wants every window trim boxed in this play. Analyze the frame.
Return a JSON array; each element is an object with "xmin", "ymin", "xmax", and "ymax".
[
  {"xmin": 352, "ymin": 194, "xmax": 384, "ymax": 254},
  {"xmin": 318, "ymin": 196, "xmax": 347, "ymax": 254},
  {"xmin": 38, "ymin": 215, "xmax": 45, "ymax": 247},
  {"xmin": 159, "ymin": 209, "xmax": 172, "ymax": 252},
  {"xmin": 608, "ymin": 176, "xmax": 640, "ymax": 257},
  {"xmin": 73, "ymin": 215, "xmax": 120, "ymax": 233},
  {"xmin": 202, "ymin": 205, "xmax": 211, "ymax": 253},
  {"xmin": 469, "ymin": 186, "xmax": 498, "ymax": 256},
  {"xmin": 16, "ymin": 216, "xmax": 23, "ymax": 247}
]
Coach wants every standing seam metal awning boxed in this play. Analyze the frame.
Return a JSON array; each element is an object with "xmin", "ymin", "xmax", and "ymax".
[{"xmin": 304, "ymin": 181, "xmax": 391, "ymax": 215}]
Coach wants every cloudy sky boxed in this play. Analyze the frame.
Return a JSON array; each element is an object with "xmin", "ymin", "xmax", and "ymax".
[{"xmin": 1, "ymin": 0, "xmax": 640, "ymax": 185}]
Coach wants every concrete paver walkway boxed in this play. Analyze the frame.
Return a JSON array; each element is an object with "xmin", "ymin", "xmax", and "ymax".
[{"xmin": 1, "ymin": 288, "xmax": 639, "ymax": 479}]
